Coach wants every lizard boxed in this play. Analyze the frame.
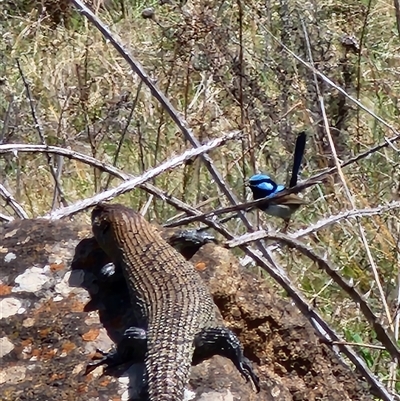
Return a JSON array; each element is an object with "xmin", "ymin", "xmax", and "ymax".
[{"xmin": 90, "ymin": 202, "xmax": 260, "ymax": 400}]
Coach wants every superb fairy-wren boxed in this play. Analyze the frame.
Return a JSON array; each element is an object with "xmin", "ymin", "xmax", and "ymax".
[{"xmin": 248, "ymin": 132, "xmax": 307, "ymax": 221}]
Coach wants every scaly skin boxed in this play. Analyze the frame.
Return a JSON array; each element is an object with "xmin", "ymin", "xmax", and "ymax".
[{"xmin": 91, "ymin": 203, "xmax": 259, "ymax": 400}]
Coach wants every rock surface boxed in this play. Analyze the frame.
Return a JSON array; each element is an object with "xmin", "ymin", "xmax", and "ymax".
[{"xmin": 0, "ymin": 218, "xmax": 373, "ymax": 400}]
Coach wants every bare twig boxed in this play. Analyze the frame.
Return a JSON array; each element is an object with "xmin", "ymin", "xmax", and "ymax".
[
  {"xmin": 227, "ymin": 230, "xmax": 400, "ymax": 362},
  {"xmin": 163, "ymin": 176, "xmax": 322, "ymax": 228},
  {"xmin": 0, "ymin": 183, "xmax": 29, "ymax": 219},
  {"xmin": 227, "ymin": 203, "xmax": 400, "ymax": 249},
  {"xmin": 355, "ymin": 0, "xmax": 372, "ymax": 145},
  {"xmin": 51, "ymin": 155, "xmax": 64, "ymax": 211},
  {"xmin": 0, "ymin": 212, "xmax": 14, "ymax": 222},
  {"xmin": 389, "ymin": 218, "xmax": 400, "ymax": 391},
  {"xmin": 164, "ymin": 129, "xmax": 400, "ymax": 228},
  {"xmin": 165, "ymin": 196, "xmax": 220, "ymax": 222},
  {"xmin": 69, "ymin": 1, "xmax": 244, "ymax": 215},
  {"xmin": 104, "ymin": 83, "xmax": 143, "ymax": 191},
  {"xmin": 139, "ymin": 194, "xmax": 153, "ymax": 217},
  {"xmin": 16, "ymin": 59, "xmax": 68, "ymax": 207},
  {"xmin": 0, "ymin": 143, "xmax": 228, "ymax": 228},
  {"xmin": 0, "ymin": 94, "xmax": 13, "ymax": 145},
  {"xmin": 39, "ymin": 131, "xmax": 241, "ymax": 219},
  {"xmin": 394, "ymin": 0, "xmax": 400, "ymax": 40},
  {"xmin": 0, "ymin": 142, "xmax": 239, "ymax": 237},
  {"xmin": 301, "ymin": 17, "xmax": 393, "ymax": 335},
  {"xmin": 331, "ymin": 341, "xmax": 385, "ymax": 351}
]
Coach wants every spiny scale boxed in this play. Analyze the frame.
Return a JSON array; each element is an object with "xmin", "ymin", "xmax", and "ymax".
[{"xmin": 91, "ymin": 203, "xmax": 238, "ymax": 400}]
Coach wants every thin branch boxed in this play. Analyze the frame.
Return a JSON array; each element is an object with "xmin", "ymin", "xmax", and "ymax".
[
  {"xmin": 139, "ymin": 194, "xmax": 153, "ymax": 217},
  {"xmin": 51, "ymin": 155, "xmax": 64, "ymax": 211},
  {"xmin": 227, "ymin": 231, "xmax": 400, "ymax": 362},
  {"xmin": 394, "ymin": 0, "xmax": 400, "ymax": 40},
  {"xmin": 355, "ymin": 0, "xmax": 372, "ymax": 144},
  {"xmin": 0, "ymin": 94, "xmax": 13, "ymax": 145},
  {"xmin": 331, "ymin": 341, "xmax": 385, "ymax": 351},
  {"xmin": 301, "ymin": 17, "xmax": 393, "ymax": 333},
  {"xmin": 104, "ymin": 83, "xmax": 143, "ymax": 191},
  {"xmin": 164, "ymin": 129, "xmax": 400, "ymax": 228},
  {"xmin": 39, "ymin": 131, "xmax": 241, "ymax": 219},
  {"xmin": 0, "ymin": 183, "xmax": 29, "ymax": 219},
  {"xmin": 163, "ymin": 177, "xmax": 321, "ymax": 228},
  {"xmin": 0, "ymin": 141, "xmax": 241, "ymax": 242},
  {"xmin": 389, "ymin": 218, "xmax": 400, "ymax": 391},
  {"xmin": 16, "ymin": 59, "xmax": 68, "ymax": 207},
  {"xmin": 0, "ymin": 143, "xmax": 234, "ymax": 232},
  {"xmin": 0, "ymin": 212, "xmax": 14, "ymax": 222},
  {"xmin": 165, "ymin": 196, "xmax": 220, "ymax": 222},
  {"xmin": 69, "ymin": 0, "xmax": 251, "ymax": 227},
  {"xmin": 227, "ymin": 203, "xmax": 400, "ymax": 250}
]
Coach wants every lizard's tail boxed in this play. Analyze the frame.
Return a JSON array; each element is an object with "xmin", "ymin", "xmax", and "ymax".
[{"xmin": 145, "ymin": 334, "xmax": 194, "ymax": 401}]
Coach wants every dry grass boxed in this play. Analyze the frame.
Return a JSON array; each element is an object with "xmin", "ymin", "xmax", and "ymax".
[{"xmin": 1, "ymin": 0, "xmax": 400, "ymax": 396}]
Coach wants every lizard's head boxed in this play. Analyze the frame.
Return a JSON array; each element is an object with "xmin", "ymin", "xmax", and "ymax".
[
  {"xmin": 91, "ymin": 203, "xmax": 112, "ymax": 239},
  {"xmin": 91, "ymin": 203, "xmax": 141, "ymax": 252}
]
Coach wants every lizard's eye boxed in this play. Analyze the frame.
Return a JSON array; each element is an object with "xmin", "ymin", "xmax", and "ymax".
[{"xmin": 100, "ymin": 220, "xmax": 111, "ymax": 235}]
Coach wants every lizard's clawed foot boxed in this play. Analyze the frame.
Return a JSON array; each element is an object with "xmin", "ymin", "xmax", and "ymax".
[
  {"xmin": 193, "ymin": 327, "xmax": 260, "ymax": 392},
  {"xmin": 84, "ymin": 326, "xmax": 147, "ymax": 375},
  {"xmin": 84, "ymin": 348, "xmax": 121, "ymax": 375},
  {"xmin": 237, "ymin": 356, "xmax": 261, "ymax": 392}
]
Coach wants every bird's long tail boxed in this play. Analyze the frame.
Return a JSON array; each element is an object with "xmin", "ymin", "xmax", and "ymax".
[{"xmin": 289, "ymin": 131, "xmax": 307, "ymax": 188}]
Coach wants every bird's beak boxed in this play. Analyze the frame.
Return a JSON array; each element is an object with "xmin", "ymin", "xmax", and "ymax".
[{"xmin": 244, "ymin": 179, "xmax": 250, "ymax": 187}]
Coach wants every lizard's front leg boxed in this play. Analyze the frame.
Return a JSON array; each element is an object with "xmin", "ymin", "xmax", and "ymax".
[{"xmin": 84, "ymin": 327, "xmax": 146, "ymax": 375}]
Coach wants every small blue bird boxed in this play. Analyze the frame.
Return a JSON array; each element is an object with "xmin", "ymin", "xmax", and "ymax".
[{"xmin": 248, "ymin": 132, "xmax": 307, "ymax": 221}]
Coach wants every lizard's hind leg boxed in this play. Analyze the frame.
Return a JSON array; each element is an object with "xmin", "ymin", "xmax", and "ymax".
[{"xmin": 192, "ymin": 327, "xmax": 260, "ymax": 392}]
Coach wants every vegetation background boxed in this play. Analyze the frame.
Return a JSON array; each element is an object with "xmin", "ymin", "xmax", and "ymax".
[{"xmin": 1, "ymin": 0, "xmax": 400, "ymax": 397}]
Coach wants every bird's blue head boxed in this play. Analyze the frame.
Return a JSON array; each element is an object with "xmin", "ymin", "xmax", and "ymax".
[{"xmin": 248, "ymin": 174, "xmax": 285, "ymax": 199}]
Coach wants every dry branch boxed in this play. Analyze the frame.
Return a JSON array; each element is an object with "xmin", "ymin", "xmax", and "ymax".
[
  {"xmin": 231, "ymin": 204, "xmax": 400, "ymax": 251},
  {"xmin": 38, "ymin": 131, "xmax": 240, "ymax": 219},
  {"xmin": 306, "ymin": 18, "xmax": 392, "ymax": 342},
  {"xmin": 227, "ymin": 231, "xmax": 400, "ymax": 363},
  {"xmin": 165, "ymin": 139, "xmax": 400, "ymax": 227},
  {"xmin": 16, "ymin": 59, "xmax": 67, "ymax": 208},
  {"xmin": 69, "ymin": 0, "xmax": 251, "ymax": 228},
  {"xmin": 0, "ymin": 142, "xmax": 230, "ymax": 224},
  {"xmin": 0, "ymin": 212, "xmax": 14, "ymax": 222},
  {"xmin": 0, "ymin": 183, "xmax": 29, "ymax": 219}
]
